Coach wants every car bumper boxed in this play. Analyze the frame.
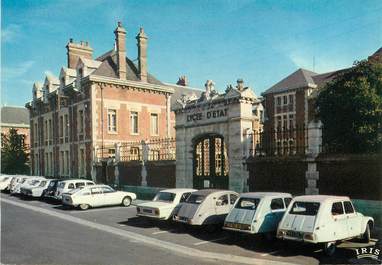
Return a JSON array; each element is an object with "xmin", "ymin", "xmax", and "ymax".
[
  {"xmin": 277, "ymin": 230, "xmax": 316, "ymax": 243},
  {"xmin": 136, "ymin": 213, "xmax": 167, "ymax": 220},
  {"xmin": 223, "ymin": 226, "xmax": 254, "ymax": 234}
]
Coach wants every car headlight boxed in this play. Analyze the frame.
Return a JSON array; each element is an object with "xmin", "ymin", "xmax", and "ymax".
[
  {"xmin": 303, "ymin": 233, "xmax": 315, "ymax": 241},
  {"xmin": 154, "ymin": 209, "xmax": 160, "ymax": 215},
  {"xmin": 277, "ymin": 229, "xmax": 286, "ymax": 237}
]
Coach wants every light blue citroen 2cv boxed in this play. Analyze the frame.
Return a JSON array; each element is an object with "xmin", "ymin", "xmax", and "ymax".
[{"xmin": 223, "ymin": 192, "xmax": 292, "ymax": 238}]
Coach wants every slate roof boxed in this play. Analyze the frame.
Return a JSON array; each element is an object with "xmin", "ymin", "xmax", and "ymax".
[
  {"xmin": 263, "ymin": 47, "xmax": 382, "ymax": 96},
  {"xmin": 262, "ymin": 68, "xmax": 318, "ymax": 95},
  {"xmin": 1, "ymin": 106, "xmax": 29, "ymax": 125},
  {"xmin": 93, "ymin": 50, "xmax": 163, "ymax": 85},
  {"xmin": 164, "ymin": 83, "xmax": 203, "ymax": 109}
]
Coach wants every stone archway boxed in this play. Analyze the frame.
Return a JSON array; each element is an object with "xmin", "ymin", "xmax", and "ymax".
[
  {"xmin": 193, "ymin": 134, "xmax": 229, "ymax": 189},
  {"xmin": 174, "ymin": 80, "xmax": 260, "ymax": 192}
]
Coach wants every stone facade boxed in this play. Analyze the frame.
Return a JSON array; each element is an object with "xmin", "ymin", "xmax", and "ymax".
[{"xmin": 174, "ymin": 80, "xmax": 262, "ymax": 192}]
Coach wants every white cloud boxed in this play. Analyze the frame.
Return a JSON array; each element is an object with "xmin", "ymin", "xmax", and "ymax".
[
  {"xmin": 2, "ymin": 61, "xmax": 35, "ymax": 80},
  {"xmin": 1, "ymin": 24, "xmax": 21, "ymax": 43}
]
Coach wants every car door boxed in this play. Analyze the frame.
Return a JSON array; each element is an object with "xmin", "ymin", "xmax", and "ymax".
[
  {"xmin": 265, "ymin": 198, "xmax": 285, "ymax": 232},
  {"xmin": 331, "ymin": 201, "xmax": 348, "ymax": 240},
  {"xmin": 215, "ymin": 194, "xmax": 231, "ymax": 222},
  {"xmin": 89, "ymin": 187, "xmax": 103, "ymax": 207},
  {"xmin": 344, "ymin": 200, "xmax": 362, "ymax": 237},
  {"xmin": 101, "ymin": 186, "xmax": 117, "ymax": 206}
]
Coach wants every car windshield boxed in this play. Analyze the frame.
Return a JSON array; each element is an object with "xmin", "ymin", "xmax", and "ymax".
[
  {"xmin": 39, "ymin": 181, "xmax": 47, "ymax": 187},
  {"xmin": 49, "ymin": 181, "xmax": 57, "ymax": 187},
  {"xmin": 30, "ymin": 180, "xmax": 41, "ymax": 186},
  {"xmin": 153, "ymin": 192, "xmax": 176, "ymax": 202},
  {"xmin": 289, "ymin": 201, "xmax": 320, "ymax": 216},
  {"xmin": 186, "ymin": 194, "xmax": 206, "ymax": 204},
  {"xmin": 235, "ymin": 197, "xmax": 261, "ymax": 210}
]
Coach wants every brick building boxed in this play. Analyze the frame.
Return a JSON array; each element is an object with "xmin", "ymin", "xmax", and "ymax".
[
  {"xmin": 260, "ymin": 47, "xmax": 381, "ymax": 154},
  {"xmin": 1, "ymin": 106, "xmax": 30, "ymax": 148},
  {"xmin": 26, "ymin": 22, "xmax": 200, "ymax": 179}
]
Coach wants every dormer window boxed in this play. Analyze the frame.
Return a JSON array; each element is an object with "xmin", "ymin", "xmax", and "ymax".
[{"xmin": 79, "ymin": 68, "xmax": 83, "ymax": 78}]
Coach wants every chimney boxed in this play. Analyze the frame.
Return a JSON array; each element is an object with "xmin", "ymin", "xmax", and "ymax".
[
  {"xmin": 136, "ymin": 27, "xmax": 148, "ymax": 82},
  {"xmin": 176, "ymin": 76, "xmax": 188, "ymax": 86},
  {"xmin": 66, "ymin": 38, "xmax": 93, "ymax": 69},
  {"xmin": 114, "ymin": 21, "xmax": 127, "ymax": 80}
]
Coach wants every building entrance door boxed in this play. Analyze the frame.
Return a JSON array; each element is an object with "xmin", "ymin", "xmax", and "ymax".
[{"xmin": 193, "ymin": 134, "xmax": 229, "ymax": 189}]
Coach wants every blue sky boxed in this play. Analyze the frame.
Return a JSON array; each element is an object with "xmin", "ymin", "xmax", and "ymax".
[{"xmin": 2, "ymin": 0, "xmax": 381, "ymax": 106}]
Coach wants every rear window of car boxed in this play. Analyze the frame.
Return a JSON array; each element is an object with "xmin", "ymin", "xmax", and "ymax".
[
  {"xmin": 290, "ymin": 201, "xmax": 320, "ymax": 216},
  {"xmin": 154, "ymin": 192, "xmax": 176, "ymax": 202},
  {"xmin": 235, "ymin": 197, "xmax": 260, "ymax": 210},
  {"xmin": 186, "ymin": 194, "xmax": 206, "ymax": 204},
  {"xmin": 86, "ymin": 182, "xmax": 94, "ymax": 186}
]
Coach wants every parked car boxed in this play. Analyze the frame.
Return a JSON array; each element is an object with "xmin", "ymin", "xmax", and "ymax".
[
  {"xmin": 11, "ymin": 176, "xmax": 40, "ymax": 195},
  {"xmin": 62, "ymin": 184, "xmax": 137, "ymax": 210},
  {"xmin": 9, "ymin": 175, "xmax": 29, "ymax": 194},
  {"xmin": 173, "ymin": 189, "xmax": 239, "ymax": 229},
  {"xmin": 277, "ymin": 195, "xmax": 374, "ymax": 256},
  {"xmin": 136, "ymin": 188, "xmax": 197, "ymax": 220},
  {"xmin": 42, "ymin": 179, "xmax": 60, "ymax": 199},
  {"xmin": 223, "ymin": 192, "xmax": 292, "ymax": 238},
  {"xmin": 55, "ymin": 179, "xmax": 95, "ymax": 200},
  {"xmin": 21, "ymin": 179, "xmax": 57, "ymax": 198},
  {"xmin": 20, "ymin": 177, "xmax": 46, "ymax": 196},
  {"xmin": 0, "ymin": 176, "xmax": 13, "ymax": 191}
]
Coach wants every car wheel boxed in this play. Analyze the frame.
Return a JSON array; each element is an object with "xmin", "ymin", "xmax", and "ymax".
[
  {"xmin": 79, "ymin": 204, "xmax": 90, "ymax": 210},
  {"xmin": 122, "ymin": 196, "xmax": 132, "ymax": 207},
  {"xmin": 323, "ymin": 241, "xmax": 336, "ymax": 256},
  {"xmin": 361, "ymin": 223, "xmax": 371, "ymax": 243}
]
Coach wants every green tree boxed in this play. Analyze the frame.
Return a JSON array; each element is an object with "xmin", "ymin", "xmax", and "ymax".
[
  {"xmin": 1, "ymin": 128, "xmax": 30, "ymax": 174},
  {"xmin": 316, "ymin": 59, "xmax": 382, "ymax": 153}
]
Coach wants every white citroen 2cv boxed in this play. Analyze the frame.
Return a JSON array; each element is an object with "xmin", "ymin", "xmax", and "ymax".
[
  {"xmin": 136, "ymin": 188, "xmax": 197, "ymax": 220},
  {"xmin": 223, "ymin": 192, "xmax": 292, "ymax": 238},
  {"xmin": 173, "ymin": 189, "xmax": 239, "ymax": 229},
  {"xmin": 277, "ymin": 195, "xmax": 374, "ymax": 255}
]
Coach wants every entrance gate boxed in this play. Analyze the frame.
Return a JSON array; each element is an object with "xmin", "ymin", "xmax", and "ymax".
[{"xmin": 193, "ymin": 134, "xmax": 229, "ymax": 189}]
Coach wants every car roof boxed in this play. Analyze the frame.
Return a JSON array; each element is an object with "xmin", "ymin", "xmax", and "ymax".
[
  {"xmin": 160, "ymin": 188, "xmax": 197, "ymax": 193},
  {"xmin": 83, "ymin": 184, "xmax": 110, "ymax": 188},
  {"xmin": 59, "ymin": 179, "xmax": 94, "ymax": 183},
  {"xmin": 293, "ymin": 195, "xmax": 350, "ymax": 203},
  {"xmin": 240, "ymin": 192, "xmax": 292, "ymax": 198},
  {"xmin": 192, "ymin": 189, "xmax": 237, "ymax": 196}
]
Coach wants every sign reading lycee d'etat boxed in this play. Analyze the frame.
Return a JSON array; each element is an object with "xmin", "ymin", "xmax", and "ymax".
[{"xmin": 187, "ymin": 108, "xmax": 228, "ymax": 122}]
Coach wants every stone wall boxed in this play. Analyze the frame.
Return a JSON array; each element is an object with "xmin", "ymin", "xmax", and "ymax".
[
  {"xmin": 316, "ymin": 154, "xmax": 382, "ymax": 200},
  {"xmin": 246, "ymin": 154, "xmax": 382, "ymax": 200},
  {"xmin": 246, "ymin": 156, "xmax": 307, "ymax": 196},
  {"xmin": 94, "ymin": 160, "xmax": 176, "ymax": 188}
]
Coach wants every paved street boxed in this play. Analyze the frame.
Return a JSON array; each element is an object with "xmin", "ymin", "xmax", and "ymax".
[{"xmin": 1, "ymin": 193, "xmax": 379, "ymax": 265}]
